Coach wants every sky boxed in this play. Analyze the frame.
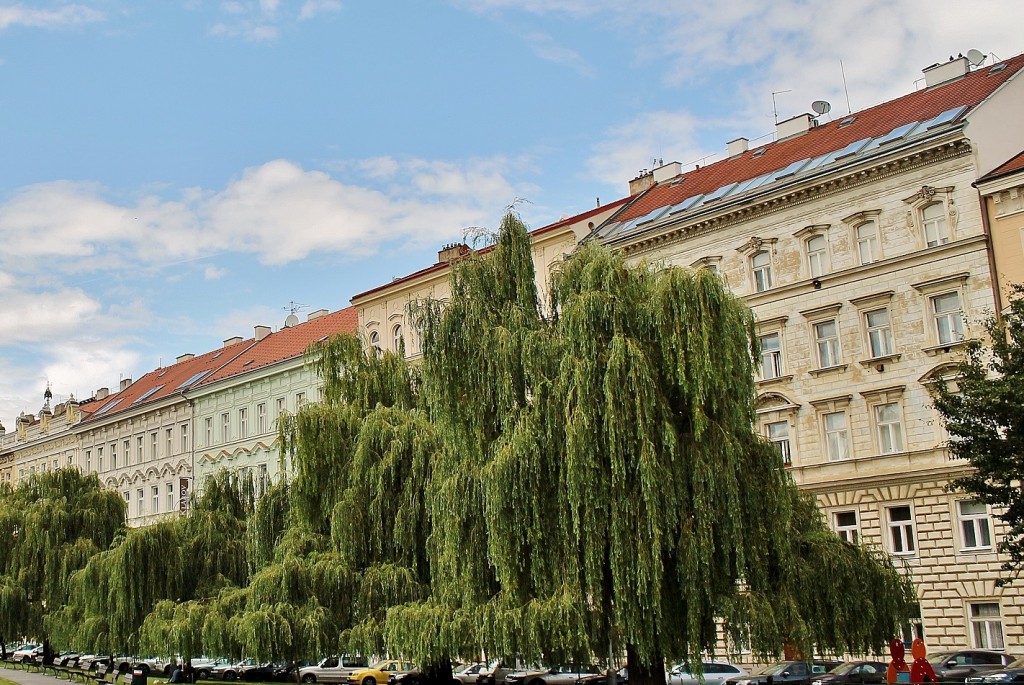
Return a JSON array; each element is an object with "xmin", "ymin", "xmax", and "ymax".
[{"xmin": 0, "ymin": 0, "xmax": 1022, "ymax": 426}]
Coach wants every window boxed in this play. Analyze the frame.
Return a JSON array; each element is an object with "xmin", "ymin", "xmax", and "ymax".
[
  {"xmin": 136, "ymin": 436, "xmax": 143, "ymax": 464},
  {"xmin": 824, "ymin": 411, "xmax": 849, "ymax": 461},
  {"xmin": 166, "ymin": 482, "xmax": 174, "ymax": 512},
  {"xmin": 932, "ymin": 292, "xmax": 964, "ymax": 345},
  {"xmin": 276, "ymin": 397, "xmax": 286, "ymax": 417},
  {"xmin": 136, "ymin": 488, "xmax": 144, "ymax": 516},
  {"xmin": 392, "ymin": 324, "xmax": 403, "ymax": 351},
  {"xmin": 257, "ymin": 403, "xmax": 267, "ymax": 433},
  {"xmin": 85, "ymin": 450, "xmax": 91, "ymax": 472},
  {"xmin": 759, "ymin": 333, "xmax": 783, "ymax": 380},
  {"xmin": 123, "ymin": 440, "xmax": 130, "ymax": 466},
  {"xmin": 166, "ymin": 428, "xmax": 173, "ymax": 456},
  {"xmin": 815, "ymin": 320, "xmax": 841, "ymax": 368},
  {"xmin": 98, "ymin": 446, "xmax": 104, "ymax": 472},
  {"xmin": 970, "ymin": 602, "xmax": 1004, "ymax": 649},
  {"xmin": 205, "ymin": 417, "xmax": 213, "ymax": 447},
  {"xmin": 765, "ymin": 420, "xmax": 792, "ymax": 466},
  {"xmin": 296, "ymin": 392, "xmax": 306, "ymax": 408},
  {"xmin": 886, "ymin": 505, "xmax": 916, "ymax": 554},
  {"xmin": 834, "ymin": 510, "xmax": 859, "ymax": 543},
  {"xmin": 239, "ymin": 407, "xmax": 248, "ymax": 438},
  {"xmin": 221, "ymin": 412, "xmax": 230, "ymax": 442},
  {"xmin": 922, "ymin": 202, "xmax": 950, "ymax": 247},
  {"xmin": 258, "ymin": 463, "xmax": 269, "ymax": 497},
  {"xmin": 875, "ymin": 402, "xmax": 904, "ymax": 454},
  {"xmin": 959, "ymin": 501, "xmax": 992, "ymax": 550},
  {"xmin": 110, "ymin": 443, "xmax": 117, "ymax": 470},
  {"xmin": 369, "ymin": 330, "xmax": 381, "ymax": 351},
  {"xmin": 855, "ymin": 221, "xmax": 879, "ymax": 265},
  {"xmin": 807, "ymin": 235, "xmax": 828, "ymax": 277},
  {"xmin": 865, "ymin": 308, "xmax": 894, "ymax": 358},
  {"xmin": 123, "ymin": 490, "xmax": 130, "ymax": 505},
  {"xmin": 151, "ymin": 431, "xmax": 158, "ymax": 458},
  {"xmin": 751, "ymin": 251, "xmax": 773, "ymax": 292},
  {"xmin": 152, "ymin": 485, "xmax": 160, "ymax": 514},
  {"xmin": 181, "ymin": 424, "xmax": 189, "ymax": 452}
]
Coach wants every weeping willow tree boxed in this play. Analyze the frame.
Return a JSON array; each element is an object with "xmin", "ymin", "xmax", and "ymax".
[
  {"xmin": 0, "ymin": 469, "xmax": 125, "ymax": 659},
  {"xmin": 51, "ymin": 469, "xmax": 254, "ymax": 657},
  {"xmin": 386, "ymin": 211, "xmax": 916, "ymax": 682}
]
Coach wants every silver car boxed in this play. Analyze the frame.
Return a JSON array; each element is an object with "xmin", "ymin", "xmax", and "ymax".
[
  {"xmin": 301, "ymin": 657, "xmax": 371, "ymax": 683},
  {"xmin": 669, "ymin": 662, "xmax": 748, "ymax": 685}
]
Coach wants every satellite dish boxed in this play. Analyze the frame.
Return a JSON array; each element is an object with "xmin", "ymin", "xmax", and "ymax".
[
  {"xmin": 967, "ymin": 49, "xmax": 986, "ymax": 66},
  {"xmin": 811, "ymin": 100, "xmax": 832, "ymax": 115},
  {"xmin": 284, "ymin": 313, "xmax": 299, "ymax": 328}
]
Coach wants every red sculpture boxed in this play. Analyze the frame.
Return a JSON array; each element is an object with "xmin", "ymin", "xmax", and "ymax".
[
  {"xmin": 910, "ymin": 638, "xmax": 938, "ymax": 683},
  {"xmin": 887, "ymin": 638, "xmax": 910, "ymax": 684}
]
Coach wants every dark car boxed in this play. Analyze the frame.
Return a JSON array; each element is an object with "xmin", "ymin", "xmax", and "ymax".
[
  {"xmin": 726, "ymin": 660, "xmax": 843, "ymax": 685},
  {"xmin": 809, "ymin": 662, "xmax": 886, "ymax": 685},
  {"xmin": 967, "ymin": 656, "xmax": 1024, "ymax": 683},
  {"xmin": 929, "ymin": 650, "xmax": 1019, "ymax": 682}
]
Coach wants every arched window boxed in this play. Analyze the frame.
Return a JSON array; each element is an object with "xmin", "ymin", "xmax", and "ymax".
[
  {"xmin": 751, "ymin": 250, "xmax": 773, "ymax": 292},
  {"xmin": 368, "ymin": 330, "xmax": 381, "ymax": 351},
  {"xmin": 392, "ymin": 324, "xmax": 403, "ymax": 351},
  {"xmin": 922, "ymin": 202, "xmax": 949, "ymax": 247}
]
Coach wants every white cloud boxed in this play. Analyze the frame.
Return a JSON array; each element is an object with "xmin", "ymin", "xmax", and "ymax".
[
  {"xmin": 0, "ymin": 3, "xmax": 103, "ymax": 31},
  {"xmin": 523, "ymin": 32, "xmax": 594, "ymax": 77},
  {"xmin": 299, "ymin": 0, "xmax": 341, "ymax": 21},
  {"xmin": 204, "ymin": 265, "xmax": 226, "ymax": 280},
  {"xmin": 210, "ymin": 0, "xmax": 341, "ymax": 40}
]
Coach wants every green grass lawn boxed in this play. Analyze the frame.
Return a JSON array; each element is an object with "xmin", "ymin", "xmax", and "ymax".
[{"xmin": 1, "ymin": 676, "xmax": 20, "ymax": 685}]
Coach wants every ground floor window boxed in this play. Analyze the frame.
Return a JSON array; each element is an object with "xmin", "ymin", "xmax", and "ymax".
[{"xmin": 970, "ymin": 602, "xmax": 1004, "ymax": 649}]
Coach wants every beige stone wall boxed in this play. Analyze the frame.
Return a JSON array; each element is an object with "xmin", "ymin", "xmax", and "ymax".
[{"xmin": 978, "ymin": 173, "xmax": 1024, "ymax": 307}]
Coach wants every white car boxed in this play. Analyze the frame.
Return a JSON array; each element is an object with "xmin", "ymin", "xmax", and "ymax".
[
  {"xmin": 300, "ymin": 656, "xmax": 370, "ymax": 683},
  {"xmin": 12, "ymin": 643, "xmax": 42, "ymax": 664},
  {"xmin": 668, "ymin": 662, "xmax": 747, "ymax": 685}
]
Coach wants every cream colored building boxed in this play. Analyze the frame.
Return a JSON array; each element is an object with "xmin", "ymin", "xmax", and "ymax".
[
  {"xmin": 975, "ymin": 151, "xmax": 1024, "ymax": 309},
  {"xmin": 590, "ymin": 54, "xmax": 1024, "ymax": 651},
  {"xmin": 0, "ymin": 390, "xmax": 92, "ymax": 485},
  {"xmin": 351, "ymin": 200, "xmax": 629, "ymax": 357},
  {"xmin": 189, "ymin": 308, "xmax": 357, "ymax": 492}
]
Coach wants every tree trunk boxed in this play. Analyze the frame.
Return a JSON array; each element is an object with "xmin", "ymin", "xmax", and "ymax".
[
  {"xmin": 0, "ymin": 633, "xmax": 6, "ymax": 660},
  {"xmin": 420, "ymin": 660, "xmax": 454, "ymax": 685},
  {"xmin": 626, "ymin": 644, "xmax": 665, "ymax": 685}
]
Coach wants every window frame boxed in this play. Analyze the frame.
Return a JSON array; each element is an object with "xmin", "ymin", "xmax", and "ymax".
[
  {"xmin": 814, "ymin": 319, "xmax": 842, "ymax": 369},
  {"xmin": 833, "ymin": 509, "xmax": 860, "ymax": 544},
  {"xmin": 957, "ymin": 500, "xmax": 993, "ymax": 552},
  {"xmin": 969, "ymin": 602, "xmax": 1005, "ymax": 650},
  {"xmin": 764, "ymin": 419, "xmax": 792, "ymax": 466},
  {"xmin": 873, "ymin": 401, "xmax": 905, "ymax": 454},
  {"xmin": 823, "ymin": 409, "xmax": 850, "ymax": 462},
  {"xmin": 257, "ymin": 402, "xmax": 267, "ymax": 434},
  {"xmin": 750, "ymin": 250, "xmax": 774, "ymax": 292},
  {"xmin": 855, "ymin": 220, "xmax": 880, "ymax": 265},
  {"xmin": 932, "ymin": 291, "xmax": 965, "ymax": 346},
  {"xmin": 885, "ymin": 503, "xmax": 916, "ymax": 555},
  {"xmin": 865, "ymin": 307, "xmax": 895, "ymax": 359},
  {"xmin": 912, "ymin": 272, "xmax": 970, "ymax": 353},
  {"xmin": 759, "ymin": 331, "xmax": 784, "ymax": 381},
  {"xmin": 922, "ymin": 201, "xmax": 950, "ymax": 247}
]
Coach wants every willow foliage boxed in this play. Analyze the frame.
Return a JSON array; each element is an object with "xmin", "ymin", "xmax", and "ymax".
[
  {"xmin": 0, "ymin": 469, "xmax": 124, "ymax": 644},
  {"xmin": 406, "ymin": 211, "xmax": 913, "ymax": 671}
]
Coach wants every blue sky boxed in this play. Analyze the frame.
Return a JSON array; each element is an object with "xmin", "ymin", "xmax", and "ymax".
[{"xmin": 0, "ymin": 0, "xmax": 1022, "ymax": 426}]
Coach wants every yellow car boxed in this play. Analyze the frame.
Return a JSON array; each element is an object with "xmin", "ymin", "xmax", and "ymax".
[{"xmin": 347, "ymin": 661, "xmax": 417, "ymax": 685}]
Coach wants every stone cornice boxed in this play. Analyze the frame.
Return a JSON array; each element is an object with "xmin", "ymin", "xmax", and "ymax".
[{"xmin": 611, "ymin": 137, "xmax": 973, "ymax": 259}]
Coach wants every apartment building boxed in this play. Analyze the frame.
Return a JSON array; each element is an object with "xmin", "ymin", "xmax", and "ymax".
[
  {"xmin": 975, "ymin": 150, "xmax": 1024, "ymax": 308},
  {"xmin": 587, "ymin": 53, "xmax": 1024, "ymax": 650}
]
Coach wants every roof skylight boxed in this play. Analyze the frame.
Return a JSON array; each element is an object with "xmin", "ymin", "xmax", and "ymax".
[
  {"xmin": 132, "ymin": 384, "xmax": 165, "ymax": 405},
  {"xmin": 176, "ymin": 371, "xmax": 210, "ymax": 390},
  {"xmin": 93, "ymin": 398, "xmax": 123, "ymax": 416}
]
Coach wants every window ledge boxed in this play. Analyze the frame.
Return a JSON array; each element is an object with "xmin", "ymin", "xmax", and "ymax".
[
  {"xmin": 858, "ymin": 354, "xmax": 902, "ymax": 368},
  {"xmin": 923, "ymin": 340, "xmax": 970, "ymax": 356},
  {"xmin": 809, "ymin": 364, "xmax": 848, "ymax": 377},
  {"xmin": 756, "ymin": 374, "xmax": 794, "ymax": 387}
]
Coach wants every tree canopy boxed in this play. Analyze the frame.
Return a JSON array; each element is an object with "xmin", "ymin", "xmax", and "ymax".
[{"xmin": 934, "ymin": 284, "xmax": 1024, "ymax": 584}]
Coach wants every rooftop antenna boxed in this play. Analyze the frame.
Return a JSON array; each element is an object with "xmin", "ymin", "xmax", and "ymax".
[
  {"xmin": 771, "ymin": 89, "xmax": 792, "ymax": 124},
  {"xmin": 283, "ymin": 301, "xmax": 307, "ymax": 328},
  {"xmin": 840, "ymin": 59, "xmax": 853, "ymax": 114},
  {"xmin": 966, "ymin": 49, "xmax": 986, "ymax": 67}
]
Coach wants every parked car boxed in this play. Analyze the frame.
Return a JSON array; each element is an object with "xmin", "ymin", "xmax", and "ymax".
[
  {"xmin": 928, "ymin": 650, "xmax": 1020, "ymax": 682},
  {"xmin": 347, "ymin": 660, "xmax": 417, "ymax": 685},
  {"xmin": 454, "ymin": 663, "xmax": 497, "ymax": 685},
  {"xmin": 967, "ymin": 657, "xmax": 1024, "ymax": 683},
  {"xmin": 725, "ymin": 661, "xmax": 842, "ymax": 685},
  {"xmin": 511, "ymin": 665, "xmax": 607, "ymax": 685},
  {"xmin": 212, "ymin": 659, "xmax": 262, "ymax": 681},
  {"xmin": 809, "ymin": 661, "xmax": 886, "ymax": 685},
  {"xmin": 12, "ymin": 643, "xmax": 42, "ymax": 664},
  {"xmin": 670, "ymin": 662, "xmax": 748, "ymax": 685},
  {"xmin": 300, "ymin": 656, "xmax": 370, "ymax": 683},
  {"xmin": 193, "ymin": 658, "xmax": 232, "ymax": 679}
]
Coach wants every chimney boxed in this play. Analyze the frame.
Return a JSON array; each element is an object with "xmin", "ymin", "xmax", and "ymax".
[
  {"xmin": 306, "ymin": 310, "xmax": 328, "ymax": 322},
  {"xmin": 776, "ymin": 113, "xmax": 815, "ymax": 140},
  {"xmin": 255, "ymin": 325, "xmax": 272, "ymax": 341},
  {"xmin": 223, "ymin": 336, "xmax": 243, "ymax": 347},
  {"xmin": 119, "ymin": 377, "xmax": 132, "ymax": 391},
  {"xmin": 176, "ymin": 353, "xmax": 195, "ymax": 363},
  {"xmin": 923, "ymin": 55, "xmax": 970, "ymax": 87},
  {"xmin": 438, "ymin": 243, "xmax": 469, "ymax": 264},
  {"xmin": 95, "ymin": 387, "xmax": 109, "ymax": 400},
  {"xmin": 652, "ymin": 161, "xmax": 682, "ymax": 184},
  {"xmin": 727, "ymin": 137, "xmax": 749, "ymax": 158},
  {"xmin": 629, "ymin": 169, "xmax": 655, "ymax": 195}
]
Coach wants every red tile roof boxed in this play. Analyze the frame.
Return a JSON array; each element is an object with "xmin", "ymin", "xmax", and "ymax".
[
  {"xmin": 616, "ymin": 54, "xmax": 1024, "ymax": 223},
  {"xmin": 82, "ymin": 338, "xmax": 256, "ymax": 423},
  {"xmin": 199, "ymin": 306, "xmax": 358, "ymax": 385},
  {"xmin": 351, "ymin": 196, "xmax": 632, "ymax": 302},
  {"xmin": 977, "ymin": 150, "xmax": 1024, "ymax": 183}
]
